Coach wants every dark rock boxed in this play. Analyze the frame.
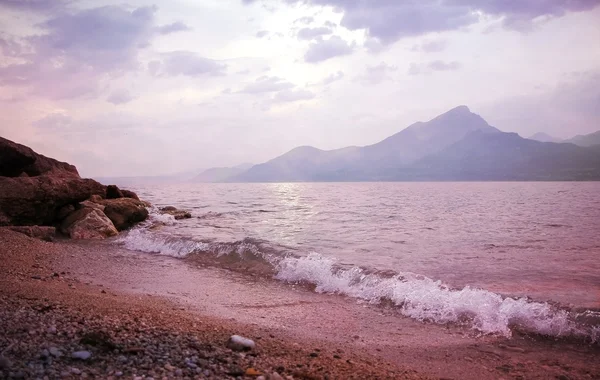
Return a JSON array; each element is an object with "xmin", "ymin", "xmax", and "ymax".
[
  {"xmin": 106, "ymin": 185, "xmax": 124, "ymax": 199},
  {"xmin": 56, "ymin": 204, "xmax": 76, "ymax": 221},
  {"xmin": 60, "ymin": 208, "xmax": 118, "ymax": 239},
  {"xmin": 8, "ymin": 226, "xmax": 56, "ymax": 241},
  {"xmin": 226, "ymin": 335, "xmax": 255, "ymax": 352},
  {"xmin": 121, "ymin": 189, "xmax": 140, "ymax": 200},
  {"xmin": 160, "ymin": 206, "xmax": 192, "ymax": 220},
  {"xmin": 80, "ymin": 331, "xmax": 117, "ymax": 351},
  {"xmin": 100, "ymin": 198, "xmax": 149, "ymax": 231},
  {"xmin": 0, "ymin": 176, "xmax": 106, "ymax": 226},
  {"xmin": 0, "ymin": 136, "xmax": 79, "ymax": 178}
]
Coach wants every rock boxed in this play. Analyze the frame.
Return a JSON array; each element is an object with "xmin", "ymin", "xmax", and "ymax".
[
  {"xmin": 159, "ymin": 206, "xmax": 192, "ymax": 220},
  {"xmin": 0, "ymin": 355, "xmax": 11, "ymax": 369},
  {"xmin": 56, "ymin": 204, "xmax": 76, "ymax": 221},
  {"xmin": 88, "ymin": 195, "xmax": 104, "ymax": 203},
  {"xmin": 121, "ymin": 189, "xmax": 140, "ymax": 200},
  {"xmin": 106, "ymin": 185, "xmax": 124, "ymax": 199},
  {"xmin": 269, "ymin": 373, "xmax": 284, "ymax": 380},
  {"xmin": 245, "ymin": 368, "xmax": 262, "ymax": 377},
  {"xmin": 79, "ymin": 200, "xmax": 105, "ymax": 212},
  {"xmin": 8, "ymin": 226, "xmax": 56, "ymax": 241},
  {"xmin": 71, "ymin": 351, "xmax": 92, "ymax": 360},
  {"xmin": 0, "ymin": 136, "xmax": 79, "ymax": 178},
  {"xmin": 100, "ymin": 198, "xmax": 149, "ymax": 231},
  {"xmin": 0, "ymin": 175, "xmax": 106, "ymax": 226},
  {"xmin": 226, "ymin": 335, "xmax": 256, "ymax": 352},
  {"xmin": 71, "ymin": 367, "xmax": 82, "ymax": 375},
  {"xmin": 49, "ymin": 347, "xmax": 61, "ymax": 357},
  {"xmin": 60, "ymin": 208, "xmax": 118, "ymax": 239}
]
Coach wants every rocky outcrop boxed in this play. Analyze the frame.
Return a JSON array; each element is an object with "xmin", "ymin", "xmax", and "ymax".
[
  {"xmin": 0, "ymin": 137, "xmax": 79, "ymax": 178},
  {"xmin": 6, "ymin": 226, "xmax": 56, "ymax": 241},
  {"xmin": 159, "ymin": 206, "xmax": 192, "ymax": 220},
  {"xmin": 0, "ymin": 176, "xmax": 106, "ymax": 226},
  {"xmin": 106, "ymin": 185, "xmax": 124, "ymax": 199},
  {"xmin": 60, "ymin": 208, "xmax": 118, "ymax": 239},
  {"xmin": 0, "ymin": 137, "xmax": 149, "ymax": 239},
  {"xmin": 99, "ymin": 198, "xmax": 149, "ymax": 231}
]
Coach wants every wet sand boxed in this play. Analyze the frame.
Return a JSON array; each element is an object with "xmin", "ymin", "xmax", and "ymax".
[{"xmin": 1, "ymin": 229, "xmax": 599, "ymax": 379}]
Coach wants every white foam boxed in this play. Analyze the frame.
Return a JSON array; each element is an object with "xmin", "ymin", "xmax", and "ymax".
[
  {"xmin": 275, "ymin": 253, "xmax": 587, "ymax": 338},
  {"xmin": 117, "ymin": 229, "xmax": 208, "ymax": 257}
]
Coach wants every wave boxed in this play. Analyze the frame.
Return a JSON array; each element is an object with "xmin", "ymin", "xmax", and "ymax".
[{"xmin": 115, "ymin": 228, "xmax": 600, "ymax": 342}]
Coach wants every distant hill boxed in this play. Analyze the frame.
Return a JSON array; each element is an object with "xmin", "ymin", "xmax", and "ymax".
[
  {"xmin": 191, "ymin": 163, "xmax": 254, "ymax": 183},
  {"xmin": 232, "ymin": 106, "xmax": 502, "ymax": 182},
  {"xmin": 95, "ymin": 170, "xmax": 201, "ymax": 187},
  {"xmin": 227, "ymin": 106, "xmax": 600, "ymax": 182},
  {"xmin": 529, "ymin": 132, "xmax": 563, "ymax": 143},
  {"xmin": 407, "ymin": 131, "xmax": 600, "ymax": 181},
  {"xmin": 565, "ymin": 130, "xmax": 600, "ymax": 147}
]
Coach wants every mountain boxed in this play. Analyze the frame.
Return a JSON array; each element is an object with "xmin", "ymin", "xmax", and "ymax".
[
  {"xmin": 406, "ymin": 131, "xmax": 600, "ymax": 181},
  {"xmin": 229, "ymin": 106, "xmax": 600, "ymax": 182},
  {"xmin": 95, "ymin": 169, "xmax": 201, "ymax": 187},
  {"xmin": 233, "ymin": 106, "xmax": 498, "ymax": 182},
  {"xmin": 565, "ymin": 130, "xmax": 600, "ymax": 147},
  {"xmin": 529, "ymin": 132, "xmax": 562, "ymax": 143},
  {"xmin": 191, "ymin": 163, "xmax": 254, "ymax": 183}
]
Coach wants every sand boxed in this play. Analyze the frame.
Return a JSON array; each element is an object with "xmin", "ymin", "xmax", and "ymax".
[{"xmin": 1, "ymin": 228, "xmax": 599, "ymax": 380}]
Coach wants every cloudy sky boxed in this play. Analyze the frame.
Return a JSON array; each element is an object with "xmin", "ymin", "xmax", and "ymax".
[{"xmin": 0, "ymin": 0, "xmax": 599, "ymax": 177}]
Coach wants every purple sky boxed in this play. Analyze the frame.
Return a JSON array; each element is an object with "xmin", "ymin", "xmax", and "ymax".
[{"xmin": 0, "ymin": 0, "xmax": 599, "ymax": 177}]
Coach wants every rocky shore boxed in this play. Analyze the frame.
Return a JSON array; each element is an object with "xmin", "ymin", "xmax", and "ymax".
[{"xmin": 0, "ymin": 229, "xmax": 420, "ymax": 380}]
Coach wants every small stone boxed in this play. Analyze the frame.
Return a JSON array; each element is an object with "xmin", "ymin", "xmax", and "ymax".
[
  {"xmin": 115, "ymin": 371, "xmax": 123, "ymax": 377},
  {"xmin": 49, "ymin": 347, "xmax": 61, "ymax": 357},
  {"xmin": 309, "ymin": 352, "xmax": 319, "ymax": 358},
  {"xmin": 47, "ymin": 326, "xmax": 57, "ymax": 334},
  {"xmin": 31, "ymin": 275, "xmax": 42, "ymax": 280},
  {"xmin": 175, "ymin": 369, "xmax": 183, "ymax": 377},
  {"xmin": 0, "ymin": 355, "xmax": 11, "ymax": 369},
  {"xmin": 226, "ymin": 335, "xmax": 256, "ymax": 352},
  {"xmin": 245, "ymin": 368, "xmax": 262, "ymax": 377},
  {"xmin": 71, "ymin": 351, "xmax": 92, "ymax": 360},
  {"xmin": 187, "ymin": 362, "xmax": 197, "ymax": 369},
  {"xmin": 41, "ymin": 349, "xmax": 50, "ymax": 358},
  {"xmin": 269, "ymin": 373, "xmax": 284, "ymax": 380},
  {"xmin": 71, "ymin": 367, "xmax": 82, "ymax": 375},
  {"xmin": 257, "ymin": 377, "xmax": 266, "ymax": 380},
  {"xmin": 117, "ymin": 355, "xmax": 127, "ymax": 363}
]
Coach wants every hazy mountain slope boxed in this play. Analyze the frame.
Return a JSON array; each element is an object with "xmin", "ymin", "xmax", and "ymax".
[
  {"xmin": 231, "ymin": 106, "xmax": 497, "ymax": 182},
  {"xmin": 360, "ymin": 105, "xmax": 498, "ymax": 168},
  {"xmin": 408, "ymin": 131, "xmax": 600, "ymax": 181},
  {"xmin": 565, "ymin": 130, "xmax": 600, "ymax": 147},
  {"xmin": 192, "ymin": 163, "xmax": 254, "ymax": 183},
  {"xmin": 529, "ymin": 132, "xmax": 563, "ymax": 143}
]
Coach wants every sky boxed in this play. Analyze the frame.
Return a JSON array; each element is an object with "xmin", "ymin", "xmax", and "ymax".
[{"xmin": 0, "ymin": 0, "xmax": 599, "ymax": 177}]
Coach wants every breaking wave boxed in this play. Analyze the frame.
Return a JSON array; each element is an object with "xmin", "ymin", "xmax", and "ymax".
[{"xmin": 116, "ymin": 227, "xmax": 600, "ymax": 343}]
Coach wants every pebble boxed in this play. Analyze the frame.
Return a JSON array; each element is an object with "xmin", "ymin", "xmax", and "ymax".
[
  {"xmin": 270, "ymin": 373, "xmax": 284, "ymax": 380},
  {"xmin": 115, "ymin": 371, "xmax": 123, "ymax": 377},
  {"xmin": 71, "ymin": 351, "xmax": 92, "ymax": 360},
  {"xmin": 49, "ymin": 347, "xmax": 61, "ymax": 357},
  {"xmin": 0, "ymin": 355, "xmax": 12, "ymax": 369},
  {"xmin": 47, "ymin": 326, "xmax": 57, "ymax": 334},
  {"xmin": 226, "ymin": 335, "xmax": 256, "ymax": 351},
  {"xmin": 71, "ymin": 367, "xmax": 82, "ymax": 375}
]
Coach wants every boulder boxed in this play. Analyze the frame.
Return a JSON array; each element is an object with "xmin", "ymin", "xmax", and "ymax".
[
  {"xmin": 159, "ymin": 206, "xmax": 192, "ymax": 220},
  {"xmin": 7, "ymin": 226, "xmax": 56, "ymax": 241},
  {"xmin": 0, "ymin": 176, "xmax": 107, "ymax": 226},
  {"xmin": 106, "ymin": 185, "xmax": 124, "ymax": 199},
  {"xmin": 100, "ymin": 198, "xmax": 149, "ymax": 231},
  {"xmin": 121, "ymin": 189, "xmax": 140, "ymax": 200},
  {"xmin": 0, "ymin": 136, "xmax": 79, "ymax": 178},
  {"xmin": 79, "ymin": 200, "xmax": 105, "ymax": 212},
  {"xmin": 56, "ymin": 204, "xmax": 76, "ymax": 221},
  {"xmin": 88, "ymin": 194, "xmax": 104, "ymax": 203},
  {"xmin": 60, "ymin": 208, "xmax": 118, "ymax": 239}
]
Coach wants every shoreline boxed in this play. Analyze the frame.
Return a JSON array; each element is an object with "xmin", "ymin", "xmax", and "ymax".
[{"xmin": 1, "ymin": 229, "xmax": 599, "ymax": 379}]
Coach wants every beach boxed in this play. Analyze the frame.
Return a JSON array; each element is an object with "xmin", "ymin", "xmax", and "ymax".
[{"xmin": 1, "ymin": 228, "xmax": 599, "ymax": 380}]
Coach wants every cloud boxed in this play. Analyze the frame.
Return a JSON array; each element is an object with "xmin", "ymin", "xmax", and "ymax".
[
  {"xmin": 256, "ymin": 30, "xmax": 269, "ymax": 38},
  {"xmin": 274, "ymin": 89, "xmax": 315, "ymax": 102},
  {"xmin": 297, "ymin": 26, "xmax": 333, "ymax": 40},
  {"xmin": 359, "ymin": 62, "xmax": 398, "ymax": 84},
  {"xmin": 269, "ymin": 0, "xmax": 600, "ymax": 46},
  {"xmin": 412, "ymin": 39, "xmax": 448, "ymax": 53},
  {"xmin": 107, "ymin": 89, "xmax": 135, "ymax": 105},
  {"xmin": 0, "ymin": 0, "xmax": 68, "ymax": 12},
  {"xmin": 322, "ymin": 71, "xmax": 345, "ymax": 85},
  {"xmin": 294, "ymin": 16, "xmax": 315, "ymax": 24},
  {"xmin": 409, "ymin": 60, "xmax": 461, "ymax": 75},
  {"xmin": 156, "ymin": 21, "xmax": 191, "ymax": 35},
  {"xmin": 239, "ymin": 76, "xmax": 295, "ymax": 94},
  {"xmin": 304, "ymin": 35, "xmax": 354, "ymax": 63},
  {"xmin": 0, "ymin": 5, "xmax": 159, "ymax": 99},
  {"xmin": 153, "ymin": 51, "xmax": 226, "ymax": 77}
]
